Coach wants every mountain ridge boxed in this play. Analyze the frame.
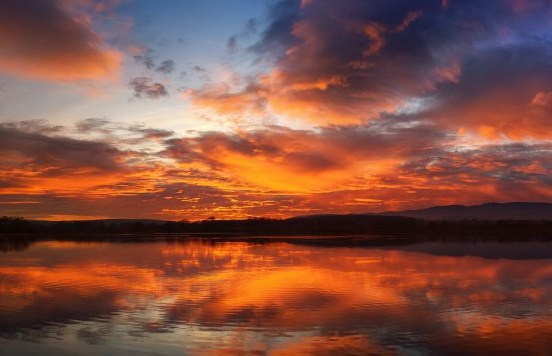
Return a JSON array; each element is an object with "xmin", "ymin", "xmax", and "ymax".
[
  {"xmin": 9, "ymin": 202, "xmax": 552, "ymax": 223},
  {"xmin": 374, "ymin": 202, "xmax": 552, "ymax": 220}
]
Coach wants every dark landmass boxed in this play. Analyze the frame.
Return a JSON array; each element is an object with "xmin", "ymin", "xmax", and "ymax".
[
  {"xmin": 2, "ymin": 202, "xmax": 552, "ymax": 239},
  {"xmin": 4, "ymin": 201, "xmax": 552, "ymax": 254},
  {"xmin": 376, "ymin": 202, "xmax": 552, "ymax": 220}
]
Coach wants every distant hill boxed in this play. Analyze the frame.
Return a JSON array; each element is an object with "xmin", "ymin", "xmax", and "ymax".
[
  {"xmin": 3, "ymin": 205, "xmax": 552, "ymax": 236},
  {"xmin": 376, "ymin": 202, "xmax": 552, "ymax": 220}
]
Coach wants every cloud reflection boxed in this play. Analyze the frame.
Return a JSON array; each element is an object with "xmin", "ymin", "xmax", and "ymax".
[{"xmin": 1, "ymin": 240, "xmax": 552, "ymax": 354}]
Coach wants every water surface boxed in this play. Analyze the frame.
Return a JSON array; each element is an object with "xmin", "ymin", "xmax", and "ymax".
[{"xmin": 1, "ymin": 238, "xmax": 551, "ymax": 355}]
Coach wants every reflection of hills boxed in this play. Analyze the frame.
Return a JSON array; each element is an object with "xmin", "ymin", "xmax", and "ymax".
[{"xmin": 391, "ymin": 241, "xmax": 552, "ymax": 260}]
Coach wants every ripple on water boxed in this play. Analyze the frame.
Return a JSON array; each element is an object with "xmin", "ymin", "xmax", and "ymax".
[{"xmin": 1, "ymin": 240, "xmax": 552, "ymax": 355}]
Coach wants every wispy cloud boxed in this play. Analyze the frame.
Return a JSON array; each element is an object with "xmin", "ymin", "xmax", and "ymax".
[
  {"xmin": 156, "ymin": 59, "xmax": 176, "ymax": 75},
  {"xmin": 129, "ymin": 77, "xmax": 169, "ymax": 99}
]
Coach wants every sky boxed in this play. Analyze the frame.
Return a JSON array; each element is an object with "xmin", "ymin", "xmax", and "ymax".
[{"xmin": 1, "ymin": 0, "xmax": 552, "ymax": 220}]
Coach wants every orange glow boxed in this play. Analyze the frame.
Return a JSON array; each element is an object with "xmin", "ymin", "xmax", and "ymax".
[
  {"xmin": 35, "ymin": 214, "xmax": 110, "ymax": 221},
  {"xmin": 0, "ymin": 0, "xmax": 122, "ymax": 83},
  {"xmin": 188, "ymin": 85, "xmax": 266, "ymax": 117},
  {"xmin": 0, "ymin": 48, "xmax": 121, "ymax": 82},
  {"xmin": 1, "ymin": 241, "xmax": 551, "ymax": 354},
  {"xmin": 0, "ymin": 156, "xmax": 168, "ymax": 198}
]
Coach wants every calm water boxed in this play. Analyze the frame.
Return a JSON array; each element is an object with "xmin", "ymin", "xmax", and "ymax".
[{"xmin": 1, "ymin": 238, "xmax": 552, "ymax": 355}]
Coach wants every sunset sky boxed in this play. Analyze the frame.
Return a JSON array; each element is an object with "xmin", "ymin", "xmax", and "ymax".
[{"xmin": 1, "ymin": 0, "xmax": 552, "ymax": 220}]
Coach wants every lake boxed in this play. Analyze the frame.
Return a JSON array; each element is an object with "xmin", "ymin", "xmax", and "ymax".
[{"xmin": 1, "ymin": 237, "xmax": 551, "ymax": 355}]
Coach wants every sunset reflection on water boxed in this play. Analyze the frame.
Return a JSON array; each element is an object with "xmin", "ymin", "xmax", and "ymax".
[{"xmin": 1, "ymin": 239, "xmax": 551, "ymax": 355}]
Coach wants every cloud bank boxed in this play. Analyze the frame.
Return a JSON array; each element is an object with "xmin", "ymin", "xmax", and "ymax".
[{"xmin": 1, "ymin": 118, "xmax": 552, "ymax": 220}]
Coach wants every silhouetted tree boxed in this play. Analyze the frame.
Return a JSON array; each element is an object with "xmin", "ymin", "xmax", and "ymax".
[{"xmin": 0, "ymin": 216, "xmax": 31, "ymax": 233}]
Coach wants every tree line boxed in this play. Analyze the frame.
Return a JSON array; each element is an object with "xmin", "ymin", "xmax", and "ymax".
[{"xmin": 2, "ymin": 215, "xmax": 552, "ymax": 238}]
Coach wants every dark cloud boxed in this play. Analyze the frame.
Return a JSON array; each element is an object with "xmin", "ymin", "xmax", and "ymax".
[
  {"xmin": 0, "ymin": 123, "xmax": 125, "ymax": 172},
  {"xmin": 191, "ymin": 0, "xmax": 552, "ymax": 130},
  {"xmin": 75, "ymin": 118, "xmax": 174, "ymax": 143},
  {"xmin": 225, "ymin": 18, "xmax": 260, "ymax": 55},
  {"xmin": 76, "ymin": 118, "xmax": 111, "ymax": 134},
  {"xmin": 155, "ymin": 59, "xmax": 175, "ymax": 75},
  {"xmin": 0, "ymin": 0, "xmax": 120, "ymax": 81},
  {"xmin": 129, "ymin": 77, "xmax": 169, "ymax": 99},
  {"xmin": 245, "ymin": 18, "xmax": 259, "ymax": 35},
  {"xmin": 226, "ymin": 36, "xmax": 238, "ymax": 53},
  {"xmin": 1, "ymin": 120, "xmax": 65, "ymax": 135},
  {"xmin": 164, "ymin": 119, "xmax": 451, "ymax": 174},
  {"xmin": 427, "ymin": 41, "xmax": 552, "ymax": 138},
  {"xmin": 127, "ymin": 126, "xmax": 174, "ymax": 140},
  {"xmin": 401, "ymin": 142, "xmax": 552, "ymax": 185},
  {"xmin": 132, "ymin": 47, "xmax": 155, "ymax": 70},
  {"xmin": 250, "ymin": 0, "xmax": 302, "ymax": 61},
  {"xmin": 133, "ymin": 49, "xmax": 179, "ymax": 78}
]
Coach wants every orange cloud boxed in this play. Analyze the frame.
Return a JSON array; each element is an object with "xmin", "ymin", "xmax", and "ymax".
[
  {"xmin": 430, "ymin": 49, "xmax": 552, "ymax": 140},
  {"xmin": 164, "ymin": 122, "xmax": 447, "ymax": 194},
  {"xmin": 187, "ymin": 83, "xmax": 267, "ymax": 117},
  {"xmin": 532, "ymin": 91, "xmax": 552, "ymax": 107},
  {"xmin": 187, "ymin": 2, "xmax": 466, "ymax": 126},
  {"xmin": 3, "ymin": 118, "xmax": 552, "ymax": 220},
  {"xmin": 187, "ymin": 6, "xmax": 432, "ymax": 125},
  {"xmin": 0, "ymin": 0, "xmax": 121, "ymax": 82},
  {"xmin": 0, "ymin": 122, "xmax": 168, "ymax": 204}
]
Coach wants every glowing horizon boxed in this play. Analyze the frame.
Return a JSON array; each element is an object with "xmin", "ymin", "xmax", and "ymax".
[{"xmin": 1, "ymin": 0, "xmax": 552, "ymax": 220}]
